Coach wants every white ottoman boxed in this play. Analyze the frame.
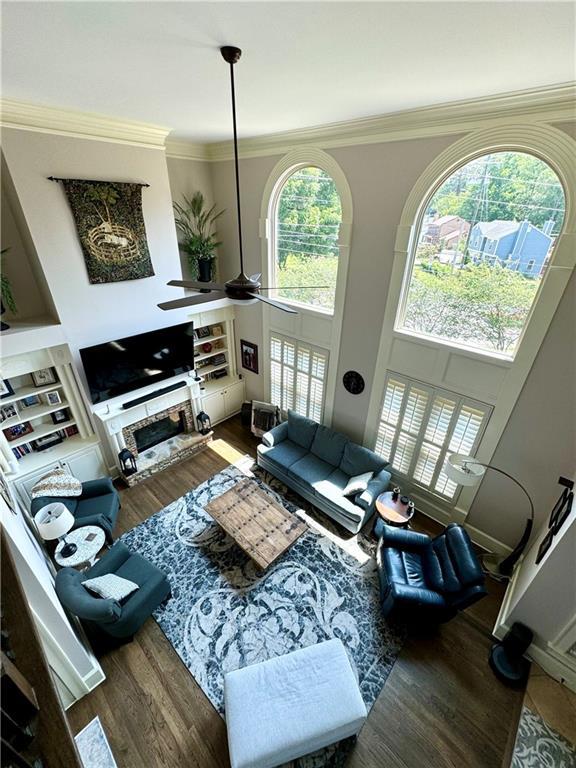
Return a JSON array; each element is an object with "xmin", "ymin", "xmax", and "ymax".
[{"xmin": 224, "ymin": 639, "xmax": 367, "ymax": 768}]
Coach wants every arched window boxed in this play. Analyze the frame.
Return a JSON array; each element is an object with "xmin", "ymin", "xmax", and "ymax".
[
  {"xmin": 272, "ymin": 166, "xmax": 342, "ymax": 313},
  {"xmin": 397, "ymin": 151, "xmax": 566, "ymax": 357}
]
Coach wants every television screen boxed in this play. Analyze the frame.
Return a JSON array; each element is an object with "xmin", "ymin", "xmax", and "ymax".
[{"xmin": 80, "ymin": 321, "xmax": 196, "ymax": 404}]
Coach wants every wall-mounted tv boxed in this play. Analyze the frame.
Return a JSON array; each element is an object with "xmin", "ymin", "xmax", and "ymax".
[{"xmin": 79, "ymin": 321, "xmax": 195, "ymax": 404}]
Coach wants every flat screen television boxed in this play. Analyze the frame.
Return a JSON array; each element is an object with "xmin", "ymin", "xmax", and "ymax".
[{"xmin": 79, "ymin": 321, "xmax": 195, "ymax": 404}]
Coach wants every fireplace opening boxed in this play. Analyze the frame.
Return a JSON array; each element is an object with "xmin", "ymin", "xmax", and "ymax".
[{"xmin": 134, "ymin": 412, "xmax": 185, "ymax": 453}]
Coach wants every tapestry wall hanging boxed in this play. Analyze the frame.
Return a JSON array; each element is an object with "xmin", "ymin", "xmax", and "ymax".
[{"xmin": 53, "ymin": 178, "xmax": 154, "ymax": 284}]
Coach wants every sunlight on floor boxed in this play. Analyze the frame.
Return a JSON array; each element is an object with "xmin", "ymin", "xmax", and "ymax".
[{"xmin": 207, "ymin": 438, "xmax": 253, "ymax": 471}]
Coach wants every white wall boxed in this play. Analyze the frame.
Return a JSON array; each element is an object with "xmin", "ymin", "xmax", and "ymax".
[{"xmin": 1, "ymin": 128, "xmax": 194, "ymax": 362}]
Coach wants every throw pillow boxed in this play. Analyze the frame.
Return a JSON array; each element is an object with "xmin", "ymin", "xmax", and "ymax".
[
  {"xmin": 32, "ymin": 467, "xmax": 82, "ymax": 499},
  {"xmin": 342, "ymin": 472, "xmax": 373, "ymax": 498},
  {"xmin": 82, "ymin": 574, "xmax": 139, "ymax": 602}
]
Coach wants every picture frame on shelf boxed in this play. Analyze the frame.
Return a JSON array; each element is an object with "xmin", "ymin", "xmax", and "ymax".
[
  {"xmin": 4, "ymin": 422, "xmax": 34, "ymax": 442},
  {"xmin": 211, "ymin": 325, "xmax": 223, "ymax": 337},
  {"xmin": 21, "ymin": 395, "xmax": 41, "ymax": 408},
  {"xmin": 32, "ymin": 368, "xmax": 57, "ymax": 387},
  {"xmin": 50, "ymin": 408, "xmax": 69, "ymax": 425},
  {"xmin": 0, "ymin": 379, "xmax": 15, "ymax": 399},
  {"xmin": 44, "ymin": 391, "xmax": 62, "ymax": 406},
  {"xmin": 196, "ymin": 326, "xmax": 211, "ymax": 339},
  {"xmin": 32, "ymin": 433, "xmax": 63, "ymax": 452},
  {"xmin": 240, "ymin": 340, "xmax": 259, "ymax": 374},
  {"xmin": 0, "ymin": 404, "xmax": 19, "ymax": 422}
]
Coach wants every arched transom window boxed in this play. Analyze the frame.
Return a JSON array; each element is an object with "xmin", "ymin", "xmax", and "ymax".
[
  {"xmin": 273, "ymin": 166, "xmax": 342, "ymax": 313},
  {"xmin": 397, "ymin": 151, "xmax": 566, "ymax": 357}
]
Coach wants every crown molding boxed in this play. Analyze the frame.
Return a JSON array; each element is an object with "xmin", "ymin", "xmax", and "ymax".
[
  {"xmin": 196, "ymin": 82, "xmax": 576, "ymax": 162},
  {"xmin": 0, "ymin": 99, "xmax": 170, "ymax": 148},
  {"xmin": 164, "ymin": 139, "xmax": 210, "ymax": 162}
]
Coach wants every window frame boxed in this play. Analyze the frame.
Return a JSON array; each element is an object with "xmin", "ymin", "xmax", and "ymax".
[
  {"xmin": 393, "ymin": 148, "xmax": 567, "ymax": 362},
  {"xmin": 374, "ymin": 372, "xmax": 493, "ymax": 507},
  {"xmin": 269, "ymin": 332, "xmax": 329, "ymax": 422}
]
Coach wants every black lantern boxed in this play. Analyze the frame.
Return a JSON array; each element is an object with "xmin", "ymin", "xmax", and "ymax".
[
  {"xmin": 118, "ymin": 448, "xmax": 137, "ymax": 476},
  {"xmin": 196, "ymin": 411, "xmax": 212, "ymax": 435}
]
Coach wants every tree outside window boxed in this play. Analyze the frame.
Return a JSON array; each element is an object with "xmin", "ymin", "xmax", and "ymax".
[{"xmin": 398, "ymin": 152, "xmax": 565, "ymax": 356}]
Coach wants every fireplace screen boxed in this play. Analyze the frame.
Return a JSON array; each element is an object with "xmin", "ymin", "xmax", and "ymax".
[{"xmin": 133, "ymin": 412, "xmax": 185, "ymax": 453}]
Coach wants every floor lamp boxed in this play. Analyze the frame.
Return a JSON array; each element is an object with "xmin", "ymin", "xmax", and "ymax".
[{"xmin": 444, "ymin": 453, "xmax": 535, "ymax": 580}]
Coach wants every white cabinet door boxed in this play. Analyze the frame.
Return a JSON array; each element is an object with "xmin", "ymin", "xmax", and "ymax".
[
  {"xmin": 201, "ymin": 392, "xmax": 227, "ymax": 425},
  {"xmin": 224, "ymin": 381, "xmax": 245, "ymax": 416},
  {"xmin": 61, "ymin": 445, "xmax": 106, "ymax": 482}
]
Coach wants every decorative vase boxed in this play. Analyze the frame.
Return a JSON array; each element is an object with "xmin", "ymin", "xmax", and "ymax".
[{"xmin": 197, "ymin": 259, "xmax": 213, "ymax": 283}]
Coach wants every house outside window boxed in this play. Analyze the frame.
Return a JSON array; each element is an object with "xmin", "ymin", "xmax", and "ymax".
[{"xmin": 397, "ymin": 151, "xmax": 565, "ymax": 356}]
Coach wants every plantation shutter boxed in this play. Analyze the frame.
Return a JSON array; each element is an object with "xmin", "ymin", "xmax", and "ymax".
[
  {"xmin": 270, "ymin": 334, "xmax": 328, "ymax": 421},
  {"xmin": 374, "ymin": 373, "xmax": 491, "ymax": 502}
]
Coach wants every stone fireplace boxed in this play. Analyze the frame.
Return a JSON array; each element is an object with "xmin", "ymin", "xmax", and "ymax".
[{"xmin": 123, "ymin": 402, "xmax": 194, "ymax": 457}]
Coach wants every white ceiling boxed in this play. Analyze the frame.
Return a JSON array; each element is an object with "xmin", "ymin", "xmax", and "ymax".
[{"xmin": 2, "ymin": 2, "xmax": 574, "ymax": 143}]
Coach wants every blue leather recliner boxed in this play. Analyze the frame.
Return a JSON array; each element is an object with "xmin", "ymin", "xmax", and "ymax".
[{"xmin": 376, "ymin": 521, "xmax": 487, "ymax": 623}]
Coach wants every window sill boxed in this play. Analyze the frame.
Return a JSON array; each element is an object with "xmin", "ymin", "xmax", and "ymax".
[{"xmin": 269, "ymin": 296, "xmax": 335, "ymax": 319}]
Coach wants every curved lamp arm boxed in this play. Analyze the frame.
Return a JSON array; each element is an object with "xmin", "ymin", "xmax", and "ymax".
[{"xmin": 464, "ymin": 461, "xmax": 534, "ymax": 522}]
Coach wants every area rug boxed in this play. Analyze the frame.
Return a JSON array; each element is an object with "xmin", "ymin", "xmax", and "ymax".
[
  {"xmin": 75, "ymin": 716, "xmax": 117, "ymax": 768},
  {"xmin": 121, "ymin": 464, "xmax": 404, "ymax": 765},
  {"xmin": 512, "ymin": 706, "xmax": 576, "ymax": 768}
]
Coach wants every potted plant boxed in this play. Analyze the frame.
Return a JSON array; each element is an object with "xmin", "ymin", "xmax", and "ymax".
[
  {"xmin": 173, "ymin": 192, "xmax": 225, "ymax": 282},
  {"xmin": 0, "ymin": 248, "xmax": 16, "ymax": 331}
]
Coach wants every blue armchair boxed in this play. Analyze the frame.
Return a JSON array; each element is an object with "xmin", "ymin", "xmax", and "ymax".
[
  {"xmin": 31, "ymin": 477, "xmax": 120, "ymax": 543},
  {"xmin": 55, "ymin": 542, "xmax": 171, "ymax": 640},
  {"xmin": 376, "ymin": 521, "xmax": 487, "ymax": 623}
]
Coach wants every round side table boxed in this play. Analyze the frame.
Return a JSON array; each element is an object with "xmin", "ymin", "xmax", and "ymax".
[
  {"xmin": 375, "ymin": 491, "xmax": 415, "ymax": 527},
  {"xmin": 54, "ymin": 526, "xmax": 106, "ymax": 569}
]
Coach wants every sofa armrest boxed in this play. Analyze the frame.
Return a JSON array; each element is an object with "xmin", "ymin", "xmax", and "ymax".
[
  {"xmin": 85, "ymin": 541, "xmax": 131, "ymax": 578},
  {"xmin": 261, "ymin": 420, "xmax": 288, "ymax": 448},
  {"xmin": 380, "ymin": 525, "xmax": 431, "ymax": 550},
  {"xmin": 355, "ymin": 468, "xmax": 392, "ymax": 511},
  {"xmin": 80, "ymin": 477, "xmax": 117, "ymax": 499}
]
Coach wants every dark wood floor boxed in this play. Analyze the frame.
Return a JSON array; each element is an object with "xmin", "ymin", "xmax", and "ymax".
[{"xmin": 68, "ymin": 417, "xmax": 524, "ymax": 768}]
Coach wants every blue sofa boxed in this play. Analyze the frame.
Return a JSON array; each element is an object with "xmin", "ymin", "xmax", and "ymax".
[{"xmin": 257, "ymin": 411, "xmax": 391, "ymax": 533}]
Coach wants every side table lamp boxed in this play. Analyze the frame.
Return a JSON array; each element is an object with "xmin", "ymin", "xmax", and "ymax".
[
  {"xmin": 444, "ymin": 453, "xmax": 535, "ymax": 580},
  {"xmin": 35, "ymin": 503, "xmax": 77, "ymax": 558}
]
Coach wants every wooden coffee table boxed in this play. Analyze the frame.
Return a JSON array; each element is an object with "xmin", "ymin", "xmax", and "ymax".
[{"xmin": 204, "ymin": 479, "xmax": 308, "ymax": 570}]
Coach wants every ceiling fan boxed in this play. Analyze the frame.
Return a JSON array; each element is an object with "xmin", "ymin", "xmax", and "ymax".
[{"xmin": 159, "ymin": 46, "xmax": 326, "ymax": 316}]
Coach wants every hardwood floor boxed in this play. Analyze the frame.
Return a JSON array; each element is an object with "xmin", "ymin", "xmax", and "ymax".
[{"xmin": 67, "ymin": 417, "xmax": 524, "ymax": 767}]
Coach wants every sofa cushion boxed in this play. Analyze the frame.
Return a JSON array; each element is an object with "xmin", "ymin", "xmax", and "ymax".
[
  {"xmin": 342, "ymin": 472, "xmax": 373, "ymax": 498},
  {"xmin": 258, "ymin": 440, "xmax": 308, "ymax": 470},
  {"xmin": 32, "ymin": 468, "xmax": 82, "ymax": 499},
  {"xmin": 289, "ymin": 454, "xmax": 334, "ymax": 488},
  {"xmin": 82, "ymin": 573, "xmax": 139, "ymax": 602},
  {"xmin": 287, "ymin": 410, "xmax": 318, "ymax": 450},
  {"xmin": 314, "ymin": 469, "xmax": 366, "ymax": 523},
  {"xmin": 310, "ymin": 425, "xmax": 349, "ymax": 467},
  {"xmin": 75, "ymin": 495, "xmax": 116, "ymax": 521},
  {"xmin": 340, "ymin": 442, "xmax": 387, "ymax": 477}
]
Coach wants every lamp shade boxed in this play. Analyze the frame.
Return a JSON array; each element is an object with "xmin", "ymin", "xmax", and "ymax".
[
  {"xmin": 34, "ymin": 503, "xmax": 75, "ymax": 541},
  {"xmin": 444, "ymin": 453, "xmax": 486, "ymax": 487}
]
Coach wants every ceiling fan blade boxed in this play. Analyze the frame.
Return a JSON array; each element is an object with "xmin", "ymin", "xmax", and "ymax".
[
  {"xmin": 259, "ymin": 286, "xmax": 330, "ymax": 291},
  {"xmin": 158, "ymin": 291, "xmax": 228, "ymax": 311},
  {"xmin": 167, "ymin": 279, "xmax": 226, "ymax": 291},
  {"xmin": 247, "ymin": 292, "xmax": 298, "ymax": 314},
  {"xmin": 249, "ymin": 273, "xmax": 262, "ymax": 283}
]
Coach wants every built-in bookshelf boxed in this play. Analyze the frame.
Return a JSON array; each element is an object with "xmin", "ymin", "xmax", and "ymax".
[
  {"xmin": 1, "ymin": 369, "xmax": 80, "ymax": 467},
  {"xmin": 194, "ymin": 323, "xmax": 230, "ymax": 384}
]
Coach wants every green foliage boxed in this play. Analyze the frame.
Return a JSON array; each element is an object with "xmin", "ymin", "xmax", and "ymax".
[
  {"xmin": 277, "ymin": 254, "xmax": 338, "ymax": 309},
  {"xmin": 173, "ymin": 192, "xmax": 225, "ymax": 271},
  {"xmin": 430, "ymin": 152, "xmax": 565, "ymax": 234},
  {"xmin": 85, "ymin": 184, "xmax": 119, "ymax": 223},
  {"xmin": 0, "ymin": 248, "xmax": 16, "ymax": 313},
  {"xmin": 403, "ymin": 262, "xmax": 538, "ymax": 353}
]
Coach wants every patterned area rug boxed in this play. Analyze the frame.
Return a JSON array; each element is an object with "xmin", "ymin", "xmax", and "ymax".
[
  {"xmin": 120, "ymin": 463, "xmax": 404, "ymax": 766},
  {"xmin": 512, "ymin": 706, "xmax": 576, "ymax": 768}
]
